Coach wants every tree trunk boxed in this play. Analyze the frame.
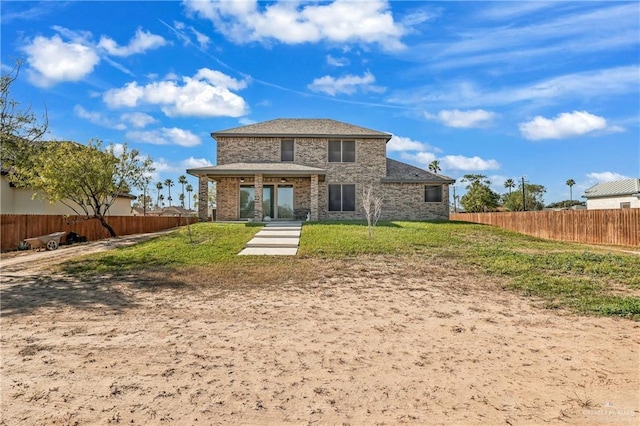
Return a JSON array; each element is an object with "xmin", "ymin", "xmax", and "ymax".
[{"xmin": 97, "ymin": 216, "xmax": 117, "ymax": 237}]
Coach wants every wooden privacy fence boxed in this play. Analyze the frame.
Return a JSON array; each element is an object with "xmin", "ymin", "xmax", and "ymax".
[
  {"xmin": 0, "ymin": 214, "xmax": 198, "ymax": 252},
  {"xmin": 451, "ymin": 209, "xmax": 639, "ymax": 247}
]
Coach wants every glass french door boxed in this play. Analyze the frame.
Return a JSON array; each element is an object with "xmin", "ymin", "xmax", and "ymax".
[
  {"xmin": 277, "ymin": 185, "xmax": 294, "ymax": 219},
  {"xmin": 239, "ymin": 186, "xmax": 255, "ymax": 219},
  {"xmin": 239, "ymin": 184, "xmax": 294, "ymax": 220}
]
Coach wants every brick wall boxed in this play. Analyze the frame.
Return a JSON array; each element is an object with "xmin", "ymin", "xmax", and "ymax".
[
  {"xmin": 381, "ymin": 183, "xmax": 450, "ymax": 220},
  {"xmin": 215, "ymin": 136, "xmax": 450, "ymax": 221}
]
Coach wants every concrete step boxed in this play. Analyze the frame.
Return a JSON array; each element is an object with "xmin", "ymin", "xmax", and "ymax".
[
  {"xmin": 246, "ymin": 238, "xmax": 299, "ymax": 248},
  {"xmin": 255, "ymin": 230, "xmax": 301, "ymax": 238},
  {"xmin": 265, "ymin": 222, "xmax": 302, "ymax": 227},
  {"xmin": 239, "ymin": 247, "xmax": 298, "ymax": 256}
]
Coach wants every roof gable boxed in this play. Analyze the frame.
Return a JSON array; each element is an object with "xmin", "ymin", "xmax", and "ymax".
[
  {"xmin": 583, "ymin": 178, "xmax": 640, "ymax": 198},
  {"xmin": 212, "ymin": 118, "xmax": 391, "ymax": 139}
]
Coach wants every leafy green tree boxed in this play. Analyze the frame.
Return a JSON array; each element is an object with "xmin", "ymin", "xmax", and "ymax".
[
  {"xmin": 178, "ymin": 175, "xmax": 188, "ymax": 207},
  {"xmin": 502, "ymin": 183, "xmax": 546, "ymax": 211},
  {"xmin": 13, "ymin": 140, "xmax": 154, "ymax": 237},
  {"xmin": 428, "ymin": 160, "xmax": 441, "ymax": 174},
  {"xmin": 164, "ymin": 178, "xmax": 174, "ymax": 206},
  {"xmin": 504, "ymin": 178, "xmax": 515, "ymax": 194},
  {"xmin": 1, "ymin": 60, "xmax": 48, "ymax": 167},
  {"xmin": 566, "ymin": 179, "xmax": 576, "ymax": 205},
  {"xmin": 459, "ymin": 174, "xmax": 500, "ymax": 212}
]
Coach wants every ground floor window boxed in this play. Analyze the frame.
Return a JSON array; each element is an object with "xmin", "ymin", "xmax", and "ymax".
[
  {"xmin": 329, "ymin": 184, "xmax": 356, "ymax": 211},
  {"xmin": 425, "ymin": 185, "xmax": 443, "ymax": 202}
]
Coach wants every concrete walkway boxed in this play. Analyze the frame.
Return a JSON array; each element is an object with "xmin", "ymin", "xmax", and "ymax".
[{"xmin": 238, "ymin": 221, "xmax": 302, "ymax": 256}]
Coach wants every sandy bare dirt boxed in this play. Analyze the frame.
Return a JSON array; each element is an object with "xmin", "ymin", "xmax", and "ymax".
[{"xmin": 1, "ymin": 246, "xmax": 638, "ymax": 424}]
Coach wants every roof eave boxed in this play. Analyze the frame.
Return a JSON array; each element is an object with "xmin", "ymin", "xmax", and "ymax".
[
  {"xmin": 211, "ymin": 132, "xmax": 391, "ymax": 140},
  {"xmin": 187, "ymin": 168, "xmax": 327, "ymax": 177},
  {"xmin": 382, "ymin": 178, "xmax": 455, "ymax": 184}
]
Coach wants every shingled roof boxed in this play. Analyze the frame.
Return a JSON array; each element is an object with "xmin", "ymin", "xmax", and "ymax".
[
  {"xmin": 583, "ymin": 178, "xmax": 640, "ymax": 199},
  {"xmin": 383, "ymin": 159, "xmax": 455, "ymax": 184},
  {"xmin": 212, "ymin": 118, "xmax": 391, "ymax": 139}
]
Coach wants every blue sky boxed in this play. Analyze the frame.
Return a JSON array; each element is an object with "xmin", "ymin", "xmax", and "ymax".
[{"xmin": 2, "ymin": 0, "xmax": 638, "ymax": 205}]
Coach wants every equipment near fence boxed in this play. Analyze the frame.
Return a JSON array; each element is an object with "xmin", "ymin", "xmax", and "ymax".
[{"xmin": 23, "ymin": 231, "xmax": 66, "ymax": 251}]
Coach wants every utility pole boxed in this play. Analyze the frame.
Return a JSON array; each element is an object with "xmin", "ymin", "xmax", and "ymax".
[
  {"xmin": 452, "ymin": 185, "xmax": 457, "ymax": 213},
  {"xmin": 521, "ymin": 176, "xmax": 527, "ymax": 211}
]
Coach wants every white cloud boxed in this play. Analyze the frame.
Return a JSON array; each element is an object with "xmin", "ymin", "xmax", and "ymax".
[
  {"xmin": 308, "ymin": 71, "xmax": 385, "ymax": 96},
  {"xmin": 425, "ymin": 109, "xmax": 496, "ymax": 128},
  {"xmin": 519, "ymin": 111, "xmax": 609, "ymax": 140},
  {"xmin": 20, "ymin": 27, "xmax": 170, "ymax": 86},
  {"xmin": 182, "ymin": 157, "xmax": 213, "ymax": 169},
  {"xmin": 399, "ymin": 151, "xmax": 437, "ymax": 166},
  {"xmin": 586, "ymin": 171, "xmax": 631, "ymax": 183},
  {"xmin": 120, "ymin": 112, "xmax": 157, "ymax": 128},
  {"xmin": 74, "ymin": 105, "xmax": 126, "ymax": 130},
  {"xmin": 238, "ymin": 118, "xmax": 257, "ymax": 126},
  {"xmin": 387, "ymin": 135, "xmax": 427, "ymax": 152},
  {"xmin": 440, "ymin": 155, "xmax": 500, "ymax": 171},
  {"xmin": 98, "ymin": 28, "xmax": 168, "ymax": 57},
  {"xmin": 126, "ymin": 127, "xmax": 202, "ymax": 147},
  {"xmin": 326, "ymin": 54, "xmax": 349, "ymax": 67},
  {"xmin": 104, "ymin": 68, "xmax": 249, "ymax": 117},
  {"xmin": 388, "ymin": 66, "xmax": 639, "ymax": 109},
  {"xmin": 22, "ymin": 34, "xmax": 100, "ymax": 87},
  {"xmin": 190, "ymin": 28, "xmax": 211, "ymax": 49},
  {"xmin": 184, "ymin": 0, "xmax": 406, "ymax": 51}
]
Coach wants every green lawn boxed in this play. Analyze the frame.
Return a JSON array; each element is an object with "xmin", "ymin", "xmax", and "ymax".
[{"xmin": 63, "ymin": 221, "xmax": 640, "ymax": 320}]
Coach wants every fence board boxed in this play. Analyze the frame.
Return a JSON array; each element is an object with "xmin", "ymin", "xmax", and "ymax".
[
  {"xmin": 0, "ymin": 215, "xmax": 198, "ymax": 252},
  {"xmin": 451, "ymin": 209, "xmax": 639, "ymax": 247}
]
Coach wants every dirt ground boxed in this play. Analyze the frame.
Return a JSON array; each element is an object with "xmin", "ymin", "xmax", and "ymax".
[{"xmin": 1, "ymin": 236, "xmax": 638, "ymax": 425}]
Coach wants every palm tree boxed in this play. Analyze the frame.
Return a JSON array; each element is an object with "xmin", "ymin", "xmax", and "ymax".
[
  {"xmin": 566, "ymin": 179, "xmax": 576, "ymax": 205},
  {"xmin": 178, "ymin": 175, "xmax": 188, "ymax": 207},
  {"xmin": 158, "ymin": 194, "xmax": 165, "ymax": 208},
  {"xmin": 164, "ymin": 178, "xmax": 174, "ymax": 206},
  {"xmin": 155, "ymin": 182, "xmax": 163, "ymax": 209},
  {"xmin": 504, "ymin": 178, "xmax": 515, "ymax": 194},
  {"xmin": 428, "ymin": 160, "xmax": 441, "ymax": 174},
  {"xmin": 186, "ymin": 184, "xmax": 194, "ymax": 210}
]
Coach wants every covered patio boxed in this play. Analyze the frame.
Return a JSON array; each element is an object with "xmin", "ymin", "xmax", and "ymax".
[{"xmin": 187, "ymin": 163, "xmax": 326, "ymax": 222}]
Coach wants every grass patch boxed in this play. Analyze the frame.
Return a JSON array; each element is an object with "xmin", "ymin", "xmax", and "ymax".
[
  {"xmin": 62, "ymin": 220, "xmax": 640, "ymax": 320},
  {"xmin": 64, "ymin": 223, "xmax": 261, "ymax": 274}
]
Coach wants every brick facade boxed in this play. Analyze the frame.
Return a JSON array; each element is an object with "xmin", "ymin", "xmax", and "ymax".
[
  {"xmin": 380, "ymin": 183, "xmax": 450, "ymax": 220},
  {"xmin": 217, "ymin": 137, "xmax": 390, "ymax": 220},
  {"xmin": 203, "ymin": 128, "xmax": 451, "ymax": 222}
]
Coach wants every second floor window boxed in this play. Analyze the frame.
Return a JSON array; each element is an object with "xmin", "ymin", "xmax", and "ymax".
[
  {"xmin": 281, "ymin": 139, "xmax": 294, "ymax": 162},
  {"xmin": 328, "ymin": 140, "xmax": 355, "ymax": 163}
]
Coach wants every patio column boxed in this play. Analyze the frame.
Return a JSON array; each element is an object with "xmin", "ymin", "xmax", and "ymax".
[
  {"xmin": 310, "ymin": 174, "xmax": 319, "ymax": 221},
  {"xmin": 198, "ymin": 175, "xmax": 208, "ymax": 222},
  {"xmin": 254, "ymin": 173, "xmax": 263, "ymax": 222}
]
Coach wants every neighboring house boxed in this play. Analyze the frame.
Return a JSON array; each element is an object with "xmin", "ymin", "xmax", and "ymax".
[
  {"xmin": 582, "ymin": 178, "xmax": 640, "ymax": 209},
  {"xmin": 0, "ymin": 172, "xmax": 135, "ymax": 216},
  {"xmin": 187, "ymin": 119, "xmax": 454, "ymax": 222}
]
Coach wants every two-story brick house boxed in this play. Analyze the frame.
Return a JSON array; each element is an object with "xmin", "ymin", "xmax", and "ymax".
[{"xmin": 187, "ymin": 119, "xmax": 454, "ymax": 222}]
